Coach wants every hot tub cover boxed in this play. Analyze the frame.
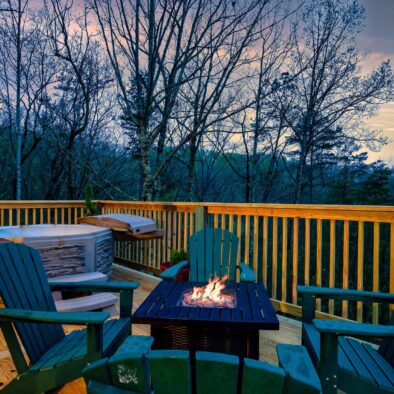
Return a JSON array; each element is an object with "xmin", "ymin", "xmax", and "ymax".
[{"xmin": 79, "ymin": 214, "xmax": 162, "ymax": 238}]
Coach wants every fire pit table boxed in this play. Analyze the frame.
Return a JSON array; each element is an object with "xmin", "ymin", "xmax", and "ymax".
[{"xmin": 133, "ymin": 280, "xmax": 279, "ymax": 359}]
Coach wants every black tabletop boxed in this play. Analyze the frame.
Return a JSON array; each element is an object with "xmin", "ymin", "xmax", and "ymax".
[{"xmin": 133, "ymin": 280, "xmax": 279, "ymax": 330}]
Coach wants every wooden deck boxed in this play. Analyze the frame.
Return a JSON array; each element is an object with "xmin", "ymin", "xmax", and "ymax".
[{"xmin": 0, "ymin": 265, "xmax": 301, "ymax": 393}]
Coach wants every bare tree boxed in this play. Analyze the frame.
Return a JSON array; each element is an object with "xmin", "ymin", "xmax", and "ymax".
[
  {"xmin": 90, "ymin": 0, "xmax": 271, "ymax": 200},
  {"xmin": 0, "ymin": 2, "xmax": 60, "ymax": 198},
  {"xmin": 44, "ymin": 0, "xmax": 114, "ymax": 199},
  {"xmin": 282, "ymin": 0, "xmax": 392, "ymax": 203}
]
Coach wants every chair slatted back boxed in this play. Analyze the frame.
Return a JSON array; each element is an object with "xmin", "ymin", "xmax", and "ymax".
[
  {"xmin": 83, "ymin": 350, "xmax": 323, "ymax": 394},
  {"xmin": 0, "ymin": 243, "xmax": 65, "ymax": 364},
  {"xmin": 188, "ymin": 228, "xmax": 239, "ymax": 282}
]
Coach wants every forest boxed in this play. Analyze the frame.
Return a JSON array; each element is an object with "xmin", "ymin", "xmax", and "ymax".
[{"xmin": 0, "ymin": 0, "xmax": 393, "ymax": 204}]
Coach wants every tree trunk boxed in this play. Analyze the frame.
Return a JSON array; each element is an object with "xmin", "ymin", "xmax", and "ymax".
[
  {"xmin": 294, "ymin": 145, "xmax": 308, "ymax": 204},
  {"xmin": 66, "ymin": 135, "xmax": 76, "ymax": 200},
  {"xmin": 15, "ymin": 0, "xmax": 22, "ymax": 200},
  {"xmin": 262, "ymin": 155, "xmax": 278, "ymax": 202},
  {"xmin": 187, "ymin": 137, "xmax": 198, "ymax": 202},
  {"xmin": 139, "ymin": 128, "xmax": 154, "ymax": 201}
]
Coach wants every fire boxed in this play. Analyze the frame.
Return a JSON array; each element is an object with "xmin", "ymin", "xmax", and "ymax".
[
  {"xmin": 192, "ymin": 274, "xmax": 228, "ymax": 303},
  {"xmin": 181, "ymin": 274, "xmax": 236, "ymax": 308}
]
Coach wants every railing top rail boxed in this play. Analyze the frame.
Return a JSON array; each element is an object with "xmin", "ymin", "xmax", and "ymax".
[
  {"xmin": 98, "ymin": 201, "xmax": 394, "ymax": 222},
  {"xmin": 98, "ymin": 200, "xmax": 394, "ymax": 211},
  {"xmin": 0, "ymin": 200, "xmax": 87, "ymax": 208},
  {"xmin": 1, "ymin": 200, "xmax": 394, "ymax": 222}
]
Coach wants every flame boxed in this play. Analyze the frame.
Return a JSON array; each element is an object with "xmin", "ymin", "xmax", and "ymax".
[
  {"xmin": 191, "ymin": 274, "xmax": 229, "ymax": 303},
  {"xmin": 181, "ymin": 272, "xmax": 235, "ymax": 308}
]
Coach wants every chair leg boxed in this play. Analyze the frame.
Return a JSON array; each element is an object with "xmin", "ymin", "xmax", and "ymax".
[{"xmin": 319, "ymin": 333, "xmax": 338, "ymax": 394}]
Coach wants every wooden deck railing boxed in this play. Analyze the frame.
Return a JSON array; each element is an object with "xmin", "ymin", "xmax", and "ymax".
[{"xmin": 1, "ymin": 200, "xmax": 393, "ymax": 324}]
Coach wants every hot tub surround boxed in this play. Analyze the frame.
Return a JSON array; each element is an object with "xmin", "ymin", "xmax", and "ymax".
[{"xmin": 0, "ymin": 224, "xmax": 113, "ymax": 278}]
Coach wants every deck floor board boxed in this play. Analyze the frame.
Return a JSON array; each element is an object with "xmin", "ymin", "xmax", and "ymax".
[{"xmin": 0, "ymin": 264, "xmax": 301, "ymax": 393}]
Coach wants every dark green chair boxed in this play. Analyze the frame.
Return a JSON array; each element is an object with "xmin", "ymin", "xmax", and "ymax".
[
  {"xmin": 298, "ymin": 285, "xmax": 394, "ymax": 394},
  {"xmin": 83, "ymin": 347, "xmax": 322, "ymax": 394},
  {"xmin": 160, "ymin": 228, "xmax": 256, "ymax": 282},
  {"xmin": 0, "ymin": 242, "xmax": 139, "ymax": 393}
]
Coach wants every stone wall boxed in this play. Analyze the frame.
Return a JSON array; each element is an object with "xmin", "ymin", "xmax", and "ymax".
[
  {"xmin": 96, "ymin": 238, "xmax": 114, "ymax": 278},
  {"xmin": 27, "ymin": 231, "xmax": 114, "ymax": 278},
  {"xmin": 39, "ymin": 244, "xmax": 86, "ymax": 277}
]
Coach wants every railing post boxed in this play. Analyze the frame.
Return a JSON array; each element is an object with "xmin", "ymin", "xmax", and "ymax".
[{"xmin": 195, "ymin": 205, "xmax": 207, "ymax": 232}]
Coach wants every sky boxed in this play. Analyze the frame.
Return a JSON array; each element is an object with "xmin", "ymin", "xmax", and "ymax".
[
  {"xmin": 358, "ymin": 0, "xmax": 394, "ymax": 162},
  {"xmin": 25, "ymin": 0, "xmax": 394, "ymax": 162}
]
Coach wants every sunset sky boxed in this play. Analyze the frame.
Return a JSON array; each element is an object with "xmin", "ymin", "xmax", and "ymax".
[{"xmin": 358, "ymin": 0, "xmax": 394, "ymax": 162}]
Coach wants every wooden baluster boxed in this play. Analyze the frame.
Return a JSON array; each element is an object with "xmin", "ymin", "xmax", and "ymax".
[
  {"xmin": 292, "ymin": 218, "xmax": 299, "ymax": 305},
  {"xmin": 190, "ymin": 210, "xmax": 194, "ymax": 235},
  {"xmin": 329, "ymin": 220, "xmax": 336, "ymax": 315},
  {"xmin": 221, "ymin": 214, "xmax": 226, "ymax": 231},
  {"xmin": 342, "ymin": 220, "xmax": 349, "ymax": 319},
  {"xmin": 316, "ymin": 219, "xmax": 322, "ymax": 310},
  {"xmin": 373, "ymin": 222, "xmax": 380, "ymax": 324},
  {"xmin": 177, "ymin": 212, "xmax": 181, "ymax": 250},
  {"xmin": 282, "ymin": 218, "xmax": 288, "ymax": 303},
  {"xmin": 33, "ymin": 208, "xmax": 36, "ymax": 224},
  {"xmin": 253, "ymin": 216, "xmax": 259, "ymax": 273},
  {"xmin": 8, "ymin": 209, "xmax": 13, "ymax": 225},
  {"xmin": 237, "ymin": 215, "xmax": 241, "ymax": 264},
  {"xmin": 214, "ymin": 213, "xmax": 218, "ymax": 229},
  {"xmin": 163, "ymin": 211, "xmax": 168, "ymax": 262},
  {"xmin": 272, "ymin": 217, "xmax": 278, "ymax": 300},
  {"xmin": 184, "ymin": 212, "xmax": 189, "ymax": 250},
  {"xmin": 229, "ymin": 214, "xmax": 234, "ymax": 233},
  {"xmin": 390, "ymin": 222, "xmax": 394, "ymax": 315},
  {"xmin": 244, "ymin": 215, "xmax": 250, "ymax": 264},
  {"xmin": 157, "ymin": 211, "xmax": 164, "ymax": 266},
  {"xmin": 304, "ymin": 219, "xmax": 310, "ymax": 286},
  {"xmin": 67, "ymin": 208, "xmax": 71, "ymax": 225},
  {"xmin": 357, "ymin": 221, "xmax": 364, "ymax": 321},
  {"xmin": 153, "ymin": 210, "xmax": 157, "ymax": 269},
  {"xmin": 262, "ymin": 216, "xmax": 268, "ymax": 286}
]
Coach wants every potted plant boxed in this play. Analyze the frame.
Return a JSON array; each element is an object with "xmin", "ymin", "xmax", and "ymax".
[
  {"xmin": 84, "ymin": 184, "xmax": 99, "ymax": 216},
  {"xmin": 160, "ymin": 249, "xmax": 189, "ymax": 281}
]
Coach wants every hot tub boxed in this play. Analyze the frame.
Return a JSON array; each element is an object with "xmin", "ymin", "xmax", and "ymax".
[{"xmin": 0, "ymin": 224, "xmax": 113, "ymax": 278}]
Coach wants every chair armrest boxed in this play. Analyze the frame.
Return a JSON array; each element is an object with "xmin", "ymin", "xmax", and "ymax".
[
  {"xmin": 49, "ymin": 281, "xmax": 139, "ymax": 292},
  {"xmin": 297, "ymin": 286, "xmax": 394, "ymax": 303},
  {"xmin": 0, "ymin": 308, "xmax": 108, "ymax": 363},
  {"xmin": 313, "ymin": 319, "xmax": 394, "ymax": 338},
  {"xmin": 160, "ymin": 261, "xmax": 189, "ymax": 280},
  {"xmin": 0, "ymin": 308, "xmax": 109, "ymax": 325},
  {"xmin": 238, "ymin": 263, "xmax": 256, "ymax": 282},
  {"xmin": 49, "ymin": 281, "xmax": 138, "ymax": 318}
]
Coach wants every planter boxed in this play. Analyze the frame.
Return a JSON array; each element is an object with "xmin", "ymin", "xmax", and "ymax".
[{"xmin": 160, "ymin": 262, "xmax": 189, "ymax": 281}]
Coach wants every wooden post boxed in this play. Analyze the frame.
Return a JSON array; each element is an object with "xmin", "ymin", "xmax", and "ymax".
[{"xmin": 195, "ymin": 206, "xmax": 207, "ymax": 232}]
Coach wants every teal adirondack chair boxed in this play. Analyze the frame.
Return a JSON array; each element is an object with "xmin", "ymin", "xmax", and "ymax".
[
  {"xmin": 298, "ymin": 285, "xmax": 394, "ymax": 394},
  {"xmin": 0, "ymin": 242, "xmax": 139, "ymax": 394},
  {"xmin": 83, "ymin": 347, "xmax": 322, "ymax": 394},
  {"xmin": 160, "ymin": 228, "xmax": 256, "ymax": 282}
]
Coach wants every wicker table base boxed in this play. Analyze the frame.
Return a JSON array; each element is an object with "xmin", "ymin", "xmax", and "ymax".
[{"xmin": 151, "ymin": 323, "xmax": 259, "ymax": 359}]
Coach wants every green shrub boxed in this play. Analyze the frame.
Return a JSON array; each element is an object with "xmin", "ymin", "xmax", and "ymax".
[{"xmin": 170, "ymin": 249, "xmax": 189, "ymax": 266}]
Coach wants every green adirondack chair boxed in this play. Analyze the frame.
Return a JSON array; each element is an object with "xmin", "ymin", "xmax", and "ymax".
[
  {"xmin": 160, "ymin": 228, "xmax": 256, "ymax": 282},
  {"xmin": 298, "ymin": 285, "xmax": 394, "ymax": 394},
  {"xmin": 83, "ymin": 347, "xmax": 322, "ymax": 394},
  {"xmin": 0, "ymin": 242, "xmax": 139, "ymax": 394}
]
